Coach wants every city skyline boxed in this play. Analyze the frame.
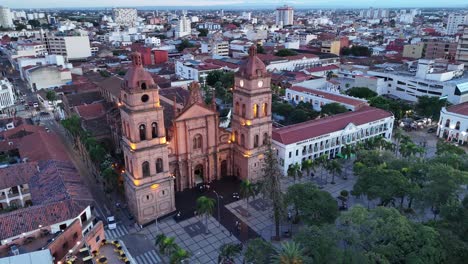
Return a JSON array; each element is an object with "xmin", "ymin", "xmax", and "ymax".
[{"xmin": 2, "ymin": 0, "xmax": 468, "ymax": 9}]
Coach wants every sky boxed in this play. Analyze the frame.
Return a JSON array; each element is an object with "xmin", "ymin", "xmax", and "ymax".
[{"xmin": 2, "ymin": 0, "xmax": 467, "ymax": 9}]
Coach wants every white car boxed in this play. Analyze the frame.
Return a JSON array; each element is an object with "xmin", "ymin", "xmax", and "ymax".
[{"xmin": 107, "ymin": 216, "xmax": 117, "ymax": 230}]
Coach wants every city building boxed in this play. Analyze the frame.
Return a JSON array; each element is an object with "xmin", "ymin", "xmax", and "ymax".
[
  {"xmin": 175, "ymin": 59, "xmax": 224, "ymax": 82},
  {"xmin": 456, "ymin": 26, "xmax": 468, "ymax": 66},
  {"xmin": 0, "ymin": 78, "xmax": 15, "ymax": 110},
  {"xmin": 359, "ymin": 8, "xmax": 389, "ymax": 19},
  {"xmin": 286, "ymin": 86, "xmax": 368, "ymax": 112},
  {"xmin": 446, "ymin": 13, "xmax": 467, "ymax": 35},
  {"xmin": 367, "ymin": 59, "xmax": 468, "ymax": 104},
  {"xmin": 437, "ymin": 101, "xmax": 468, "ymax": 145},
  {"xmin": 41, "ymin": 33, "xmax": 92, "ymax": 60},
  {"xmin": 201, "ymin": 40, "xmax": 229, "ymax": 57},
  {"xmin": 173, "ymin": 14, "xmax": 191, "ymax": 38},
  {"xmin": 276, "ymin": 5, "xmax": 294, "ymax": 26},
  {"xmin": 272, "ymin": 106, "xmax": 394, "ymax": 175},
  {"xmin": 121, "ymin": 46, "xmax": 273, "ymax": 225},
  {"xmin": 0, "ymin": 6, "xmax": 13, "ymax": 29},
  {"xmin": 113, "ymin": 8, "xmax": 138, "ymax": 27},
  {"xmin": 403, "ymin": 43, "xmax": 424, "ymax": 59},
  {"xmin": 422, "ymin": 39, "xmax": 458, "ymax": 60},
  {"xmin": 24, "ymin": 65, "xmax": 72, "ymax": 90}
]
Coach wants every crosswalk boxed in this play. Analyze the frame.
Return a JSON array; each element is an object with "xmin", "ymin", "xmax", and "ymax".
[
  {"xmin": 104, "ymin": 225, "xmax": 129, "ymax": 240},
  {"xmin": 134, "ymin": 250, "xmax": 162, "ymax": 264}
]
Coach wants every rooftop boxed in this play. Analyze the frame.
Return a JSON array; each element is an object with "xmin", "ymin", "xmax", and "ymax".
[
  {"xmin": 272, "ymin": 106, "xmax": 393, "ymax": 145},
  {"xmin": 0, "ymin": 162, "xmax": 38, "ymax": 190},
  {"xmin": 289, "ymin": 86, "xmax": 368, "ymax": 108},
  {"xmin": 446, "ymin": 101, "xmax": 468, "ymax": 116}
]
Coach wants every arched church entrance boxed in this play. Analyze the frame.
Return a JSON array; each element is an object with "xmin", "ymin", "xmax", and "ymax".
[
  {"xmin": 220, "ymin": 160, "xmax": 228, "ymax": 178},
  {"xmin": 194, "ymin": 164, "xmax": 204, "ymax": 185}
]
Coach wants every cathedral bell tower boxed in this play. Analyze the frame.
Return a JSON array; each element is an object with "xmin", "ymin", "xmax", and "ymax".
[
  {"xmin": 231, "ymin": 45, "xmax": 272, "ymax": 182},
  {"xmin": 120, "ymin": 52, "xmax": 175, "ymax": 225}
]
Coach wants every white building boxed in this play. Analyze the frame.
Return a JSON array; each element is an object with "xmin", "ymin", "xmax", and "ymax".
[
  {"xmin": 0, "ymin": 78, "xmax": 15, "ymax": 110},
  {"xmin": 16, "ymin": 54, "xmax": 68, "ymax": 79},
  {"xmin": 264, "ymin": 54, "xmax": 321, "ymax": 72},
  {"xmin": 201, "ymin": 41, "xmax": 229, "ymax": 57},
  {"xmin": 24, "ymin": 65, "xmax": 72, "ymax": 91},
  {"xmin": 145, "ymin": 37, "xmax": 161, "ymax": 47},
  {"xmin": 241, "ymin": 12, "xmax": 252, "ymax": 21},
  {"xmin": 113, "ymin": 8, "xmax": 138, "ymax": 27},
  {"xmin": 286, "ymin": 86, "xmax": 368, "ymax": 112},
  {"xmin": 0, "ymin": 6, "xmax": 13, "ymax": 29},
  {"xmin": 456, "ymin": 26, "xmax": 468, "ymax": 66},
  {"xmin": 276, "ymin": 5, "xmax": 294, "ymax": 26},
  {"xmin": 367, "ymin": 59, "xmax": 468, "ymax": 104},
  {"xmin": 42, "ymin": 34, "xmax": 92, "ymax": 60},
  {"xmin": 174, "ymin": 15, "xmax": 191, "ymax": 38},
  {"xmin": 447, "ymin": 14, "xmax": 467, "ymax": 35},
  {"xmin": 437, "ymin": 101, "xmax": 468, "ymax": 145},
  {"xmin": 272, "ymin": 106, "xmax": 394, "ymax": 175},
  {"xmin": 175, "ymin": 59, "xmax": 224, "ymax": 82}
]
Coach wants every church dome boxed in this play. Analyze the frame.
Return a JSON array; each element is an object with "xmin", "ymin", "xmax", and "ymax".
[
  {"xmin": 123, "ymin": 52, "xmax": 157, "ymax": 90},
  {"xmin": 237, "ymin": 45, "xmax": 268, "ymax": 79}
]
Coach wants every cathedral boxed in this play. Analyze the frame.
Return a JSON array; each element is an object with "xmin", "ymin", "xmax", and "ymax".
[{"xmin": 120, "ymin": 45, "xmax": 272, "ymax": 225}]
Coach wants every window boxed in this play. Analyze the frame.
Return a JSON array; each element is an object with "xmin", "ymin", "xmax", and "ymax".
[
  {"xmin": 139, "ymin": 124, "xmax": 146, "ymax": 141},
  {"xmin": 59, "ymin": 223, "xmax": 67, "ymax": 230},
  {"xmin": 95, "ymin": 235, "xmax": 100, "ymax": 243},
  {"xmin": 235, "ymin": 102, "xmax": 240, "ymax": 115},
  {"xmin": 253, "ymin": 104, "xmax": 258, "ymax": 118},
  {"xmin": 125, "ymin": 156, "xmax": 129, "ymax": 171},
  {"xmin": 263, "ymin": 133, "xmax": 268, "ymax": 145},
  {"xmin": 234, "ymin": 131, "xmax": 239, "ymax": 144},
  {"xmin": 445, "ymin": 119, "xmax": 450, "ymax": 128},
  {"xmin": 289, "ymin": 152, "xmax": 292, "ymax": 158},
  {"xmin": 262, "ymin": 103, "xmax": 268, "ymax": 116},
  {"xmin": 456, "ymin": 121, "xmax": 461, "ymax": 130},
  {"xmin": 296, "ymin": 150, "xmax": 299, "ymax": 156},
  {"xmin": 142, "ymin": 161, "xmax": 150, "ymax": 177},
  {"xmin": 242, "ymin": 104, "xmax": 246, "ymax": 117},
  {"xmin": 141, "ymin": 82, "xmax": 147, "ymax": 90},
  {"xmin": 254, "ymin": 135, "xmax": 259, "ymax": 148},
  {"xmin": 151, "ymin": 122, "xmax": 158, "ymax": 138},
  {"xmin": 156, "ymin": 158, "xmax": 163, "ymax": 173},
  {"xmin": 241, "ymin": 134, "xmax": 245, "ymax": 147},
  {"xmin": 193, "ymin": 134, "xmax": 202, "ymax": 149}
]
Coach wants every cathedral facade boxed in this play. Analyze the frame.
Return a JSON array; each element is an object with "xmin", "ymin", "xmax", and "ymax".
[{"xmin": 121, "ymin": 46, "xmax": 272, "ymax": 225}]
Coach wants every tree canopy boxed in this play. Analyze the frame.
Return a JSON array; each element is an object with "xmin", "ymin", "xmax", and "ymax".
[
  {"xmin": 320, "ymin": 103, "xmax": 348, "ymax": 116},
  {"xmin": 275, "ymin": 49, "xmax": 298, "ymax": 57},
  {"xmin": 345, "ymin": 87, "xmax": 377, "ymax": 100},
  {"xmin": 415, "ymin": 96, "xmax": 447, "ymax": 119},
  {"xmin": 341, "ymin": 46, "xmax": 373, "ymax": 57}
]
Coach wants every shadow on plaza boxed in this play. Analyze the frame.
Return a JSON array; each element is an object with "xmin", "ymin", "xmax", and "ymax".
[{"xmin": 173, "ymin": 177, "xmax": 260, "ymax": 243}]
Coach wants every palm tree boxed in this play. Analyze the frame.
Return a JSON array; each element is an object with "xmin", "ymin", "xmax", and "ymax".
[
  {"xmin": 301, "ymin": 159, "xmax": 315, "ymax": 179},
  {"xmin": 155, "ymin": 234, "xmax": 178, "ymax": 255},
  {"xmin": 287, "ymin": 163, "xmax": 301, "ymax": 183},
  {"xmin": 271, "ymin": 241, "xmax": 304, "ymax": 264},
  {"xmin": 326, "ymin": 160, "xmax": 342, "ymax": 184},
  {"xmin": 316, "ymin": 155, "xmax": 329, "ymax": 186},
  {"xmin": 196, "ymin": 196, "xmax": 215, "ymax": 234},
  {"xmin": 240, "ymin": 180, "xmax": 255, "ymax": 211},
  {"xmin": 218, "ymin": 243, "xmax": 243, "ymax": 264},
  {"xmin": 170, "ymin": 247, "xmax": 189, "ymax": 264},
  {"xmin": 340, "ymin": 144, "xmax": 355, "ymax": 179}
]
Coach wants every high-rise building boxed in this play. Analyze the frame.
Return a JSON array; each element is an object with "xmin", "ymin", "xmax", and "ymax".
[
  {"xmin": 0, "ymin": 6, "xmax": 13, "ymax": 29},
  {"xmin": 174, "ymin": 14, "xmax": 191, "ymax": 38},
  {"xmin": 447, "ymin": 14, "xmax": 468, "ymax": 35},
  {"xmin": 113, "ymin": 8, "xmax": 138, "ymax": 27},
  {"xmin": 276, "ymin": 5, "xmax": 294, "ymax": 26},
  {"xmin": 456, "ymin": 26, "xmax": 468, "ymax": 66},
  {"xmin": 41, "ymin": 32, "xmax": 92, "ymax": 60}
]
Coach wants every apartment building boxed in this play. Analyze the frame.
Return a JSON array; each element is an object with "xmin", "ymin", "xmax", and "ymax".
[
  {"xmin": 456, "ymin": 27, "xmax": 468, "ymax": 66},
  {"xmin": 201, "ymin": 40, "xmax": 229, "ymax": 57},
  {"xmin": 112, "ymin": 8, "xmax": 138, "ymax": 27},
  {"xmin": 0, "ymin": 78, "xmax": 15, "ymax": 110},
  {"xmin": 276, "ymin": 5, "xmax": 294, "ymax": 26},
  {"xmin": 446, "ymin": 13, "xmax": 467, "ymax": 35},
  {"xmin": 42, "ymin": 33, "xmax": 91, "ymax": 60}
]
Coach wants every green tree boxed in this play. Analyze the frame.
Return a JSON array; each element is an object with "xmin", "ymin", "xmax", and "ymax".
[
  {"xmin": 325, "ymin": 159, "xmax": 342, "ymax": 184},
  {"xmin": 260, "ymin": 144, "xmax": 285, "ymax": 240},
  {"xmin": 101, "ymin": 167, "xmax": 118, "ymax": 188},
  {"xmin": 170, "ymin": 247, "xmax": 189, "ymax": 264},
  {"xmin": 275, "ymin": 49, "xmax": 298, "ymax": 57},
  {"xmin": 337, "ymin": 206, "xmax": 445, "ymax": 263},
  {"xmin": 240, "ymin": 179, "xmax": 255, "ymax": 210},
  {"xmin": 177, "ymin": 39, "xmax": 194, "ymax": 52},
  {"xmin": 316, "ymin": 154, "xmax": 329, "ymax": 186},
  {"xmin": 345, "ymin": 87, "xmax": 377, "ymax": 99},
  {"xmin": 61, "ymin": 115, "xmax": 83, "ymax": 138},
  {"xmin": 218, "ymin": 243, "xmax": 243, "ymax": 264},
  {"xmin": 206, "ymin": 70, "xmax": 223, "ymax": 86},
  {"xmin": 256, "ymin": 44, "xmax": 265, "ymax": 54},
  {"xmin": 196, "ymin": 196, "xmax": 215, "ymax": 234},
  {"xmin": 415, "ymin": 96, "xmax": 447, "ymax": 119},
  {"xmin": 271, "ymin": 242, "xmax": 305, "ymax": 264},
  {"xmin": 285, "ymin": 183, "xmax": 339, "ymax": 226},
  {"xmin": 301, "ymin": 159, "xmax": 316, "ymax": 179},
  {"xmin": 197, "ymin": 28, "xmax": 208, "ymax": 36},
  {"xmin": 28, "ymin": 19, "xmax": 41, "ymax": 28},
  {"xmin": 287, "ymin": 163, "xmax": 301, "ymax": 183},
  {"xmin": 320, "ymin": 103, "xmax": 348, "ymax": 116},
  {"xmin": 436, "ymin": 140, "xmax": 465, "ymax": 155},
  {"xmin": 154, "ymin": 234, "xmax": 178, "ymax": 255},
  {"xmin": 244, "ymin": 238, "xmax": 276, "ymax": 264}
]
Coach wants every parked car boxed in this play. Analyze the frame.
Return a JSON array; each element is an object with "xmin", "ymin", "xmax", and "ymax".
[
  {"xmin": 107, "ymin": 216, "xmax": 117, "ymax": 230},
  {"xmin": 33, "ymin": 102, "xmax": 39, "ymax": 108},
  {"xmin": 427, "ymin": 127, "xmax": 436, "ymax": 133}
]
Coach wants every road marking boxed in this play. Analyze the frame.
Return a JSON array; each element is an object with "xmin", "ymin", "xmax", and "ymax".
[{"xmin": 135, "ymin": 250, "xmax": 162, "ymax": 264}]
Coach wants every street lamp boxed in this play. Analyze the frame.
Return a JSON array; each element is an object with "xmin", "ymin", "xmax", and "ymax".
[{"xmin": 213, "ymin": 191, "xmax": 223, "ymax": 227}]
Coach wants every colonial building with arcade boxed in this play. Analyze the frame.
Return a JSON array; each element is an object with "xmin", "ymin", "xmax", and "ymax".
[{"xmin": 120, "ymin": 46, "xmax": 273, "ymax": 225}]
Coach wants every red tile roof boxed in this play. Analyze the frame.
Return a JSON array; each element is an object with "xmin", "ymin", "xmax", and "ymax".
[
  {"xmin": 0, "ymin": 162, "xmax": 38, "ymax": 190},
  {"xmin": 446, "ymin": 102, "xmax": 468, "ymax": 116},
  {"xmin": 288, "ymin": 86, "xmax": 368, "ymax": 108},
  {"xmin": 272, "ymin": 106, "xmax": 393, "ymax": 145},
  {"xmin": 18, "ymin": 131, "xmax": 70, "ymax": 162},
  {"xmin": 75, "ymin": 103, "xmax": 106, "ymax": 120},
  {"xmin": 305, "ymin": 64, "xmax": 339, "ymax": 73}
]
